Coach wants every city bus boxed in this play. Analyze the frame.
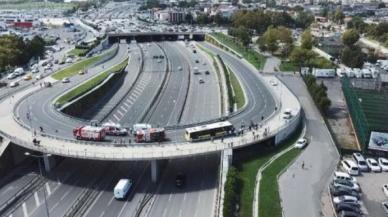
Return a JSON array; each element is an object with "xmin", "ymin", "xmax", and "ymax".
[{"xmin": 185, "ymin": 121, "xmax": 234, "ymax": 142}]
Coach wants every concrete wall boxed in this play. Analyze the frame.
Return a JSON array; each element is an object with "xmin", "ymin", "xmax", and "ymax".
[{"xmin": 275, "ymin": 110, "xmax": 302, "ymax": 145}]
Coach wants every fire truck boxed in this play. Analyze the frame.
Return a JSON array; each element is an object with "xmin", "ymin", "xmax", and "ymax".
[
  {"xmin": 73, "ymin": 126, "xmax": 106, "ymax": 141},
  {"xmin": 135, "ymin": 128, "xmax": 165, "ymax": 143}
]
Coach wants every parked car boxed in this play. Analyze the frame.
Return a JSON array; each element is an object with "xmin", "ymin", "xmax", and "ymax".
[
  {"xmin": 333, "ymin": 171, "xmax": 358, "ymax": 183},
  {"xmin": 378, "ymin": 157, "xmax": 388, "ymax": 171},
  {"xmin": 332, "ymin": 179, "xmax": 361, "ymax": 192},
  {"xmin": 330, "ymin": 186, "xmax": 360, "ymax": 199},
  {"xmin": 295, "ymin": 138, "xmax": 308, "ymax": 149},
  {"xmin": 7, "ymin": 73, "xmax": 17, "ymax": 80},
  {"xmin": 338, "ymin": 210, "xmax": 361, "ymax": 217},
  {"xmin": 383, "ymin": 184, "xmax": 388, "ymax": 198},
  {"xmin": 353, "ymin": 153, "xmax": 369, "ymax": 172},
  {"xmin": 366, "ymin": 158, "xmax": 381, "ymax": 172},
  {"xmin": 9, "ymin": 81, "xmax": 19, "ymax": 87},
  {"xmin": 23, "ymin": 75, "xmax": 32, "ymax": 81},
  {"xmin": 335, "ymin": 203, "xmax": 361, "ymax": 214},
  {"xmin": 199, "ymin": 78, "xmax": 204, "ymax": 84},
  {"xmin": 382, "ymin": 202, "xmax": 388, "ymax": 215},
  {"xmin": 62, "ymin": 77, "xmax": 70, "ymax": 83},
  {"xmin": 333, "ymin": 195, "xmax": 358, "ymax": 205},
  {"xmin": 341, "ymin": 160, "xmax": 360, "ymax": 176}
]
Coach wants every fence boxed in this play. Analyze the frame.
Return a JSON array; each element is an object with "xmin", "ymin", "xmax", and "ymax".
[{"xmin": 341, "ymin": 77, "xmax": 369, "ymax": 151}]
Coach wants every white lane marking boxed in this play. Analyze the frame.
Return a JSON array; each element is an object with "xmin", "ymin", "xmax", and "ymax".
[
  {"xmin": 60, "ymin": 190, "xmax": 70, "ymax": 201},
  {"xmin": 168, "ymin": 194, "xmax": 172, "ymax": 202},
  {"xmin": 9, "ymin": 214, "xmax": 13, "ymax": 217},
  {"xmin": 22, "ymin": 202, "xmax": 28, "ymax": 217},
  {"xmin": 45, "ymin": 183, "xmax": 51, "ymax": 196},
  {"xmin": 127, "ymin": 98, "xmax": 135, "ymax": 104},
  {"xmin": 183, "ymin": 193, "xmax": 187, "ymax": 201},
  {"xmin": 107, "ymin": 196, "xmax": 114, "ymax": 206},
  {"xmin": 129, "ymin": 95, "xmax": 136, "ymax": 101},
  {"xmin": 123, "ymin": 102, "xmax": 130, "ymax": 108},
  {"xmin": 120, "ymin": 106, "xmax": 128, "ymax": 113},
  {"xmin": 113, "ymin": 114, "xmax": 120, "ymax": 121},
  {"xmin": 49, "ymin": 201, "xmax": 60, "ymax": 212},
  {"xmin": 178, "ymin": 208, "xmax": 183, "ymax": 217},
  {"xmin": 162, "ymin": 209, "xmax": 168, "ymax": 217},
  {"xmin": 116, "ymin": 110, "xmax": 124, "ymax": 117},
  {"xmin": 34, "ymin": 192, "xmax": 40, "ymax": 207},
  {"xmin": 99, "ymin": 211, "xmax": 105, "ymax": 217},
  {"xmin": 132, "ymin": 91, "xmax": 139, "ymax": 98}
]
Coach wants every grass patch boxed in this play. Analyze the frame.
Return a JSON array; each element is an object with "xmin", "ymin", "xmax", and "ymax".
[
  {"xmin": 209, "ymin": 33, "xmax": 266, "ymax": 70},
  {"xmin": 259, "ymin": 148, "xmax": 301, "ymax": 217},
  {"xmin": 228, "ymin": 67, "xmax": 245, "ymax": 109},
  {"xmin": 55, "ymin": 58, "xmax": 128, "ymax": 107},
  {"xmin": 52, "ymin": 49, "xmax": 115, "ymax": 80},
  {"xmin": 68, "ymin": 48, "xmax": 89, "ymax": 57},
  {"xmin": 279, "ymin": 60, "xmax": 299, "ymax": 72},
  {"xmin": 232, "ymin": 124, "xmax": 302, "ymax": 217}
]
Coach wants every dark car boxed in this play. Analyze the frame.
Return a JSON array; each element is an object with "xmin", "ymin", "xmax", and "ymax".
[
  {"xmin": 195, "ymin": 60, "xmax": 199, "ymax": 63},
  {"xmin": 338, "ymin": 210, "xmax": 361, "ymax": 217},
  {"xmin": 175, "ymin": 173, "xmax": 186, "ymax": 187},
  {"xmin": 159, "ymin": 55, "xmax": 164, "ymax": 59},
  {"xmin": 193, "ymin": 50, "xmax": 197, "ymax": 53},
  {"xmin": 330, "ymin": 186, "xmax": 360, "ymax": 199},
  {"xmin": 205, "ymin": 70, "xmax": 210, "ymax": 75},
  {"xmin": 335, "ymin": 203, "xmax": 361, "ymax": 214}
]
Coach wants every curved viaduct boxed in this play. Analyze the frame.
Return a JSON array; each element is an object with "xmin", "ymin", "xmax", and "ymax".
[{"xmin": 0, "ymin": 35, "xmax": 301, "ymax": 180}]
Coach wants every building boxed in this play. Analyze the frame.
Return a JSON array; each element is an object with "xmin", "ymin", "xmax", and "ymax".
[{"xmin": 154, "ymin": 9, "xmax": 187, "ymax": 23}]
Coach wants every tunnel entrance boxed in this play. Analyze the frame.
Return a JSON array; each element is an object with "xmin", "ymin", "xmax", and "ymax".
[{"xmin": 108, "ymin": 32, "xmax": 206, "ymax": 43}]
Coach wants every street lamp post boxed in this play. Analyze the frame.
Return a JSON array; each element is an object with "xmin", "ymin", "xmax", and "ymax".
[{"xmin": 24, "ymin": 152, "xmax": 51, "ymax": 217}]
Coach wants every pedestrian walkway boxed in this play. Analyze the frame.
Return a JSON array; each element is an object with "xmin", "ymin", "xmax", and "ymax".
[{"xmin": 278, "ymin": 76, "xmax": 339, "ymax": 217}]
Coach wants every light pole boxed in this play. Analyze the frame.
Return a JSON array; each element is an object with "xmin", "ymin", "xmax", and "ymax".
[{"xmin": 24, "ymin": 152, "xmax": 51, "ymax": 217}]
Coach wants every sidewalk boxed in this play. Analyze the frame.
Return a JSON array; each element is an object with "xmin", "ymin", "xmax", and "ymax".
[{"xmin": 278, "ymin": 76, "xmax": 339, "ymax": 217}]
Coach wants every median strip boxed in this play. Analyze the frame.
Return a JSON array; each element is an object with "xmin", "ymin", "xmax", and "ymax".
[
  {"xmin": 55, "ymin": 57, "xmax": 128, "ymax": 108},
  {"xmin": 52, "ymin": 47, "xmax": 116, "ymax": 80}
]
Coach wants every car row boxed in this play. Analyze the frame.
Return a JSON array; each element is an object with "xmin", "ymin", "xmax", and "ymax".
[
  {"xmin": 330, "ymin": 171, "xmax": 363, "ymax": 217},
  {"xmin": 342, "ymin": 153, "xmax": 388, "ymax": 175}
]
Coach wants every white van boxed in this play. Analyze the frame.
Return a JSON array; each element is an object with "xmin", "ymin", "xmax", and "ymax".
[
  {"xmin": 353, "ymin": 153, "xmax": 369, "ymax": 172},
  {"xmin": 341, "ymin": 160, "xmax": 359, "ymax": 176},
  {"xmin": 14, "ymin": 68, "xmax": 24, "ymax": 76},
  {"xmin": 333, "ymin": 171, "xmax": 357, "ymax": 183},
  {"xmin": 114, "ymin": 179, "xmax": 132, "ymax": 200}
]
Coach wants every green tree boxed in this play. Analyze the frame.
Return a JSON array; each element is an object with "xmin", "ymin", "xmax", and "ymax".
[
  {"xmin": 341, "ymin": 46, "xmax": 365, "ymax": 68},
  {"xmin": 26, "ymin": 36, "xmax": 46, "ymax": 59},
  {"xmin": 331, "ymin": 9, "xmax": 345, "ymax": 24},
  {"xmin": 295, "ymin": 11, "xmax": 314, "ymax": 29},
  {"xmin": 289, "ymin": 47, "xmax": 315, "ymax": 68},
  {"xmin": 301, "ymin": 30, "xmax": 313, "ymax": 50},
  {"xmin": 342, "ymin": 29, "xmax": 360, "ymax": 47}
]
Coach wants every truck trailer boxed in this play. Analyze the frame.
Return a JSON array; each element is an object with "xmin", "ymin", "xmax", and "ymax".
[{"xmin": 73, "ymin": 126, "xmax": 106, "ymax": 141}]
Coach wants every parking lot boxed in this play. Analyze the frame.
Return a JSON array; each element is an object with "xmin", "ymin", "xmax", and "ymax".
[{"xmin": 357, "ymin": 172, "xmax": 388, "ymax": 217}]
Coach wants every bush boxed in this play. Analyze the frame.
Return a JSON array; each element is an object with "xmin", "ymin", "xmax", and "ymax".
[{"xmin": 223, "ymin": 166, "xmax": 241, "ymax": 217}]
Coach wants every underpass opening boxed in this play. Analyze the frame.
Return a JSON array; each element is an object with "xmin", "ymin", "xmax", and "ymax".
[{"xmin": 108, "ymin": 32, "xmax": 205, "ymax": 43}]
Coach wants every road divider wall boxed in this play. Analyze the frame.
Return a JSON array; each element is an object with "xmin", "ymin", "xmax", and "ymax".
[{"xmin": 58, "ymin": 58, "xmax": 128, "ymax": 117}]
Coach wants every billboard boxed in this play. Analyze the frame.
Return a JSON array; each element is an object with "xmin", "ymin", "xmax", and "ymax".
[{"xmin": 368, "ymin": 131, "xmax": 388, "ymax": 151}]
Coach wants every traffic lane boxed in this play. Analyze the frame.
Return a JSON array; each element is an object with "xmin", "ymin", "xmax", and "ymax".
[
  {"xmin": 146, "ymin": 42, "xmax": 189, "ymax": 126},
  {"xmin": 278, "ymin": 76, "xmax": 339, "ymax": 217},
  {"xmin": 0, "ymin": 173, "xmax": 37, "ymax": 206},
  {"xmin": 83, "ymin": 161, "xmax": 148, "ymax": 217},
  {"xmin": 148, "ymin": 154, "xmax": 219, "ymax": 217},
  {"xmin": 16, "ymin": 43, "xmax": 128, "ymax": 139},
  {"xmin": 201, "ymin": 42, "xmax": 276, "ymax": 125},
  {"xmin": 117, "ymin": 43, "xmax": 166, "ymax": 125},
  {"xmin": 97, "ymin": 162, "xmax": 152, "ymax": 217},
  {"xmin": 29, "ymin": 160, "xmax": 105, "ymax": 217},
  {"xmin": 179, "ymin": 42, "xmax": 220, "ymax": 124}
]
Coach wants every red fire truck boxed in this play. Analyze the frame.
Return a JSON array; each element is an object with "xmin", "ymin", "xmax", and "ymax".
[
  {"xmin": 73, "ymin": 126, "xmax": 106, "ymax": 141},
  {"xmin": 135, "ymin": 128, "xmax": 165, "ymax": 143}
]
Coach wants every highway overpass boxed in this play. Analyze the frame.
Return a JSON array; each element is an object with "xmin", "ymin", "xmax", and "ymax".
[{"xmin": 107, "ymin": 32, "xmax": 206, "ymax": 43}]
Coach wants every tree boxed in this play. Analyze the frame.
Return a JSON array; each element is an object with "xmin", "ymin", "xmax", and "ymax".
[
  {"xmin": 342, "ymin": 29, "xmax": 360, "ymax": 47},
  {"xmin": 378, "ymin": 2, "xmax": 386, "ymax": 8},
  {"xmin": 289, "ymin": 47, "xmax": 315, "ymax": 68},
  {"xmin": 26, "ymin": 36, "xmax": 46, "ymax": 59},
  {"xmin": 341, "ymin": 46, "xmax": 365, "ymax": 68},
  {"xmin": 295, "ymin": 11, "xmax": 314, "ymax": 29},
  {"xmin": 301, "ymin": 30, "xmax": 313, "ymax": 50},
  {"xmin": 260, "ymin": 26, "xmax": 279, "ymax": 53},
  {"xmin": 331, "ymin": 9, "xmax": 345, "ymax": 24},
  {"xmin": 260, "ymin": 26, "xmax": 293, "ymax": 56}
]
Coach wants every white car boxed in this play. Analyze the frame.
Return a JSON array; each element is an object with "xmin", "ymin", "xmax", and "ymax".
[
  {"xmin": 332, "ymin": 195, "xmax": 358, "ymax": 205},
  {"xmin": 177, "ymin": 66, "xmax": 182, "ymax": 71},
  {"xmin": 366, "ymin": 158, "xmax": 382, "ymax": 172},
  {"xmin": 9, "ymin": 81, "xmax": 19, "ymax": 87},
  {"xmin": 269, "ymin": 79, "xmax": 278, "ymax": 86},
  {"xmin": 378, "ymin": 158, "xmax": 388, "ymax": 171},
  {"xmin": 333, "ymin": 171, "xmax": 357, "ymax": 183},
  {"xmin": 295, "ymin": 138, "xmax": 308, "ymax": 149},
  {"xmin": 7, "ymin": 73, "xmax": 17, "ymax": 80},
  {"xmin": 383, "ymin": 184, "xmax": 388, "ymax": 197},
  {"xmin": 62, "ymin": 77, "xmax": 70, "ymax": 83}
]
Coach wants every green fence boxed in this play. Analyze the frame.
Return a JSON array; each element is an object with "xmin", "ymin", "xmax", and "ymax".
[{"xmin": 341, "ymin": 77, "xmax": 370, "ymax": 151}]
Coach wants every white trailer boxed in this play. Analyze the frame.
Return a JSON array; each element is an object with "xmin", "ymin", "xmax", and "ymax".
[
  {"xmin": 114, "ymin": 179, "xmax": 132, "ymax": 200},
  {"xmin": 353, "ymin": 68, "xmax": 362, "ymax": 78},
  {"xmin": 312, "ymin": 68, "xmax": 335, "ymax": 78}
]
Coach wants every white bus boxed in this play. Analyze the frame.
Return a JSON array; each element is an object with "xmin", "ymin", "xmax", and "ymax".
[
  {"xmin": 185, "ymin": 121, "xmax": 234, "ymax": 142},
  {"xmin": 114, "ymin": 179, "xmax": 132, "ymax": 200}
]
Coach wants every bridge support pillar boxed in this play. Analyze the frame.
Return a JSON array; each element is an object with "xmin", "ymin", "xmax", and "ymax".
[
  {"xmin": 151, "ymin": 160, "xmax": 159, "ymax": 183},
  {"xmin": 43, "ymin": 154, "xmax": 56, "ymax": 173}
]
